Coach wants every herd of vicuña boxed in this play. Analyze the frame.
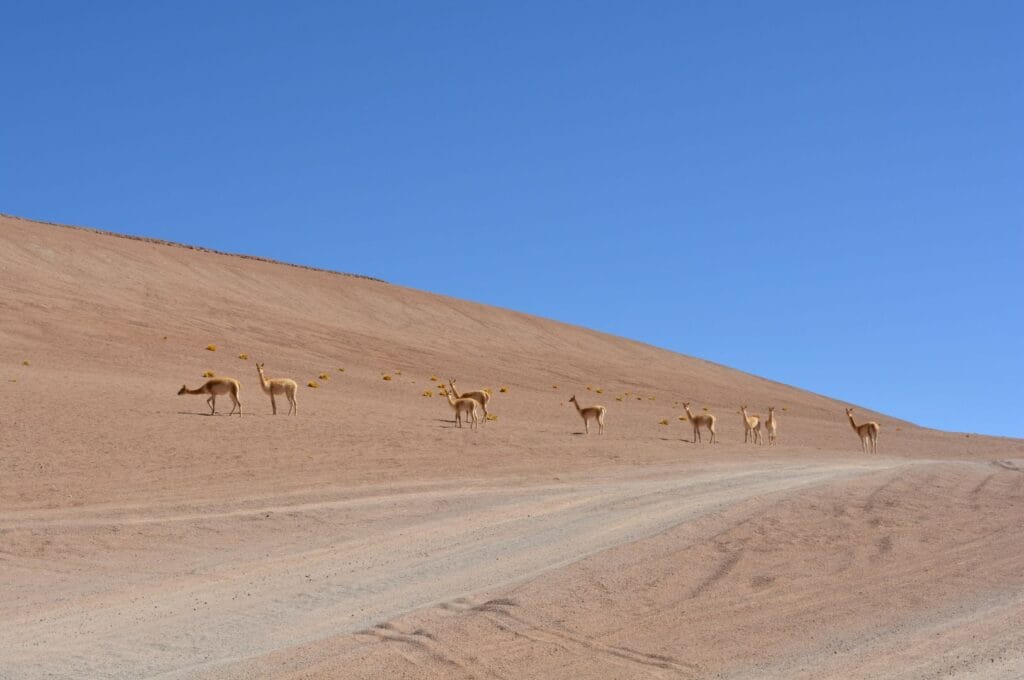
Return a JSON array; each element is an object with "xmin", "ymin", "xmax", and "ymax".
[{"xmin": 177, "ymin": 359, "xmax": 879, "ymax": 450}]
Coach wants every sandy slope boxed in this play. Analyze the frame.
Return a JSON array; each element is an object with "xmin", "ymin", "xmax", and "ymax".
[{"xmin": 1, "ymin": 214, "xmax": 1022, "ymax": 678}]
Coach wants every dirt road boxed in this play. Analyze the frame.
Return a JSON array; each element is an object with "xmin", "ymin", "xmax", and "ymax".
[{"xmin": 2, "ymin": 461, "xmax": 896, "ymax": 678}]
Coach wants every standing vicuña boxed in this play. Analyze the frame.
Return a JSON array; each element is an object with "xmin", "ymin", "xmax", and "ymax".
[
  {"xmin": 682, "ymin": 403, "xmax": 716, "ymax": 443},
  {"xmin": 764, "ymin": 406, "xmax": 778, "ymax": 446},
  {"xmin": 569, "ymin": 395, "xmax": 606, "ymax": 434},
  {"xmin": 448, "ymin": 378, "xmax": 490, "ymax": 420},
  {"xmin": 177, "ymin": 377, "xmax": 242, "ymax": 416},
  {"xmin": 740, "ymin": 406, "xmax": 762, "ymax": 445},
  {"xmin": 256, "ymin": 362, "xmax": 298, "ymax": 415},
  {"xmin": 443, "ymin": 387, "xmax": 480, "ymax": 429},
  {"xmin": 846, "ymin": 408, "xmax": 879, "ymax": 453}
]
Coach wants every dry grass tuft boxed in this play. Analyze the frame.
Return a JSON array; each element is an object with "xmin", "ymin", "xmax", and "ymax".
[
  {"xmin": 499, "ymin": 386, "xmax": 508, "ymax": 393},
  {"xmin": 206, "ymin": 344, "xmax": 217, "ymax": 352},
  {"xmin": 678, "ymin": 415, "xmax": 688, "ymax": 421},
  {"xmin": 595, "ymin": 388, "xmax": 603, "ymax": 394},
  {"xmin": 485, "ymin": 414, "xmax": 498, "ymax": 421},
  {"xmin": 782, "ymin": 406, "xmax": 789, "ymax": 411},
  {"xmin": 318, "ymin": 373, "xmax": 330, "ymax": 380},
  {"xmin": 22, "ymin": 360, "xmax": 30, "ymax": 366},
  {"xmin": 586, "ymin": 385, "xmax": 593, "ymax": 391},
  {"xmin": 395, "ymin": 370, "xmax": 402, "ymax": 375},
  {"xmin": 658, "ymin": 419, "xmax": 669, "ymax": 426},
  {"xmin": 649, "ymin": 396, "xmax": 656, "ymax": 401},
  {"xmin": 422, "ymin": 390, "xmax": 433, "ymax": 398},
  {"xmin": 615, "ymin": 396, "xmax": 623, "ymax": 401},
  {"xmin": 238, "ymin": 353, "xmax": 248, "ymax": 360},
  {"xmin": 552, "ymin": 385, "xmax": 559, "ymax": 389},
  {"xmin": 202, "ymin": 371, "xmax": 215, "ymax": 378},
  {"xmin": 702, "ymin": 406, "xmax": 710, "ymax": 411},
  {"xmin": 430, "ymin": 375, "xmax": 439, "ymax": 381},
  {"xmin": 338, "ymin": 367, "xmax": 345, "ymax": 372},
  {"xmin": 307, "ymin": 380, "xmax": 320, "ymax": 388},
  {"xmin": 382, "ymin": 375, "xmax": 393, "ymax": 381}
]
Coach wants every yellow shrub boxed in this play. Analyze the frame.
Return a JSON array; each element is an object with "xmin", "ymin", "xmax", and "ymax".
[
  {"xmin": 678, "ymin": 415, "xmax": 688, "ymax": 421},
  {"xmin": 499, "ymin": 386, "xmax": 508, "ymax": 393},
  {"xmin": 319, "ymin": 373, "xmax": 330, "ymax": 380},
  {"xmin": 430, "ymin": 375, "xmax": 439, "ymax": 381},
  {"xmin": 382, "ymin": 375, "xmax": 392, "ymax": 381},
  {"xmin": 395, "ymin": 370, "xmax": 402, "ymax": 375},
  {"xmin": 615, "ymin": 396, "xmax": 623, "ymax": 401},
  {"xmin": 22, "ymin": 360, "xmax": 30, "ymax": 366},
  {"xmin": 422, "ymin": 390, "xmax": 433, "ymax": 397},
  {"xmin": 586, "ymin": 385, "xmax": 593, "ymax": 391},
  {"xmin": 307, "ymin": 380, "xmax": 320, "ymax": 388},
  {"xmin": 659, "ymin": 419, "xmax": 669, "ymax": 426},
  {"xmin": 595, "ymin": 388, "xmax": 603, "ymax": 394},
  {"xmin": 702, "ymin": 406, "xmax": 709, "ymax": 412},
  {"xmin": 338, "ymin": 367, "xmax": 345, "ymax": 372},
  {"xmin": 238, "ymin": 353, "xmax": 248, "ymax": 360},
  {"xmin": 202, "ymin": 371, "xmax": 215, "ymax": 378},
  {"xmin": 486, "ymin": 414, "xmax": 498, "ymax": 421},
  {"xmin": 206, "ymin": 344, "xmax": 217, "ymax": 352}
]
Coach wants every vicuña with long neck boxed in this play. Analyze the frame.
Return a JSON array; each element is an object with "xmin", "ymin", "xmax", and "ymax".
[
  {"xmin": 569, "ymin": 394, "xmax": 606, "ymax": 434},
  {"xmin": 448, "ymin": 378, "xmax": 490, "ymax": 420},
  {"xmin": 845, "ymin": 407, "xmax": 879, "ymax": 453},
  {"xmin": 740, "ymin": 405, "xmax": 762, "ymax": 445},
  {"xmin": 682, "ymin": 402, "xmax": 716, "ymax": 444},
  {"xmin": 177, "ymin": 377, "xmax": 242, "ymax": 416},
  {"xmin": 443, "ymin": 387, "xmax": 480, "ymax": 429},
  {"xmin": 256, "ymin": 362, "xmax": 298, "ymax": 415},
  {"xmin": 764, "ymin": 406, "xmax": 778, "ymax": 446}
]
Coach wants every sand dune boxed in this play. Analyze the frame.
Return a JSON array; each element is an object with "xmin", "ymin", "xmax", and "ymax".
[{"xmin": 2, "ymin": 213, "xmax": 1022, "ymax": 678}]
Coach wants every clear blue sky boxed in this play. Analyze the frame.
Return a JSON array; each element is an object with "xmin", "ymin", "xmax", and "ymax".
[{"xmin": 2, "ymin": 2, "xmax": 1021, "ymax": 437}]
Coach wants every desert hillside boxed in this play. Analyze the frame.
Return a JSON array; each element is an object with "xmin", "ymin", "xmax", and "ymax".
[{"xmin": 2, "ymin": 213, "xmax": 1022, "ymax": 679}]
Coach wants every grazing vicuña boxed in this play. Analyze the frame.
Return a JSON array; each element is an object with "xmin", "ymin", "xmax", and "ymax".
[{"xmin": 177, "ymin": 377, "xmax": 241, "ymax": 416}]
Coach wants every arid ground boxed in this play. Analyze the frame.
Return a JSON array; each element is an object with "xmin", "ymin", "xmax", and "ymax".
[{"xmin": 2, "ymin": 214, "xmax": 1022, "ymax": 679}]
